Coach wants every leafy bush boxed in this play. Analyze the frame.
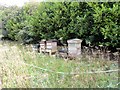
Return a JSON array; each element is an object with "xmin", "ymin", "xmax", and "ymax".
[{"xmin": 2, "ymin": 2, "xmax": 120, "ymax": 48}]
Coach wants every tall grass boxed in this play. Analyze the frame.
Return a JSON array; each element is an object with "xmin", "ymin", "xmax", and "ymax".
[{"xmin": 0, "ymin": 41, "xmax": 119, "ymax": 88}]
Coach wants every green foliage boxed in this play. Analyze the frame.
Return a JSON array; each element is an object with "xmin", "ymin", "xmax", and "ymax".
[
  {"xmin": 89, "ymin": 2, "xmax": 120, "ymax": 47},
  {"xmin": 2, "ymin": 2, "xmax": 120, "ymax": 48}
]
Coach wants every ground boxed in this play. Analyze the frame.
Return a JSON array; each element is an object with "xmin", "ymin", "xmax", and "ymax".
[{"xmin": 0, "ymin": 41, "xmax": 119, "ymax": 88}]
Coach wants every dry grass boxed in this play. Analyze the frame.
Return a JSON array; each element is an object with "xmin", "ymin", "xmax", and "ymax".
[{"xmin": 0, "ymin": 41, "xmax": 119, "ymax": 88}]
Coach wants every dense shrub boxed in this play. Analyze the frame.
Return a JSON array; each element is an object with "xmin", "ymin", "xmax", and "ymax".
[{"xmin": 1, "ymin": 2, "xmax": 120, "ymax": 48}]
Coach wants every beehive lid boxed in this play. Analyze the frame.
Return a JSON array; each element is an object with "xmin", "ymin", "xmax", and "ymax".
[{"xmin": 67, "ymin": 38, "xmax": 82, "ymax": 43}]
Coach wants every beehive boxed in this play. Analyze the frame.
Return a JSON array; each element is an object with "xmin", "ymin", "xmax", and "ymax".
[
  {"xmin": 39, "ymin": 39, "xmax": 46, "ymax": 53},
  {"xmin": 46, "ymin": 40, "xmax": 57, "ymax": 55},
  {"xmin": 67, "ymin": 38, "xmax": 82, "ymax": 57}
]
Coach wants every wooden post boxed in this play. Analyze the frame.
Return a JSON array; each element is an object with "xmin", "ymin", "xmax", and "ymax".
[{"xmin": 107, "ymin": 51, "xmax": 111, "ymax": 60}]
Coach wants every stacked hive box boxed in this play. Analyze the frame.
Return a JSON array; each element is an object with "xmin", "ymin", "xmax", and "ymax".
[
  {"xmin": 39, "ymin": 40, "xmax": 46, "ymax": 53},
  {"xmin": 46, "ymin": 40, "xmax": 57, "ymax": 55}
]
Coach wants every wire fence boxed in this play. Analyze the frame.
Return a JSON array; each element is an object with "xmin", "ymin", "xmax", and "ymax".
[
  {"xmin": 22, "ymin": 62, "xmax": 119, "ymax": 75},
  {"xmin": 9, "ymin": 62, "xmax": 120, "ymax": 88},
  {"xmin": 1, "ymin": 58, "xmax": 119, "ymax": 88}
]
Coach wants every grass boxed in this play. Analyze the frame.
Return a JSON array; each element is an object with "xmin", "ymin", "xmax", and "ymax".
[{"xmin": 0, "ymin": 41, "xmax": 119, "ymax": 88}]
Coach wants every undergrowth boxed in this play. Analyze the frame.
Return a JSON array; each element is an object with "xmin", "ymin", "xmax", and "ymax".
[{"xmin": 0, "ymin": 41, "xmax": 119, "ymax": 88}]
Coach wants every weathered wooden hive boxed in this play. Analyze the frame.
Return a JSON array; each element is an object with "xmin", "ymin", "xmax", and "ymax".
[
  {"xmin": 46, "ymin": 40, "xmax": 57, "ymax": 55},
  {"xmin": 67, "ymin": 38, "xmax": 82, "ymax": 58},
  {"xmin": 39, "ymin": 39, "xmax": 46, "ymax": 53}
]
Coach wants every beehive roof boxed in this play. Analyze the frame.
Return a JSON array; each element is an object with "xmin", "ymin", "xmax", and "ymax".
[{"xmin": 67, "ymin": 38, "xmax": 82, "ymax": 43}]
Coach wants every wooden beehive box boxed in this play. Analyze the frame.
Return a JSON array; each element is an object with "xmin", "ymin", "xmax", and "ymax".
[
  {"xmin": 46, "ymin": 40, "xmax": 57, "ymax": 55},
  {"xmin": 67, "ymin": 38, "xmax": 82, "ymax": 57},
  {"xmin": 39, "ymin": 39, "xmax": 46, "ymax": 53}
]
